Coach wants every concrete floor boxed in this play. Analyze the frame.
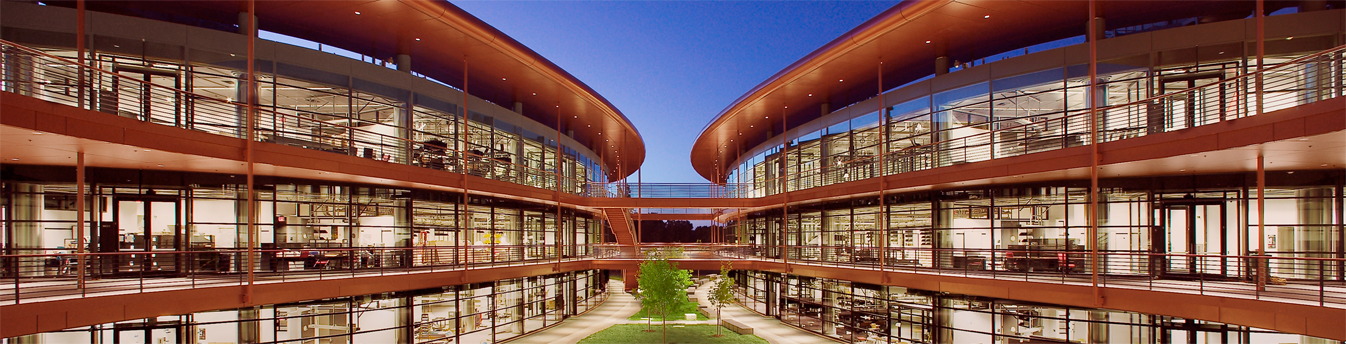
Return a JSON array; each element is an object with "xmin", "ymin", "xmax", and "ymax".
[{"xmin": 507, "ymin": 279, "xmax": 829, "ymax": 344}]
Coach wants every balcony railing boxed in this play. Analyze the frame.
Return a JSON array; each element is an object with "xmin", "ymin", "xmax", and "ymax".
[
  {"xmin": 584, "ymin": 44, "xmax": 1346, "ymax": 198},
  {"xmin": 0, "ymin": 40, "xmax": 595, "ymax": 195},
  {"xmin": 596, "ymin": 244, "xmax": 1346, "ymax": 308},
  {"xmin": 0, "ymin": 244, "xmax": 614, "ymax": 305}
]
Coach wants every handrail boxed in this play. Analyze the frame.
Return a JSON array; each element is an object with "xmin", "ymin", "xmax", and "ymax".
[
  {"xmin": 587, "ymin": 43, "xmax": 1346, "ymax": 198},
  {"xmin": 0, "ymin": 39, "xmax": 595, "ymax": 194}
]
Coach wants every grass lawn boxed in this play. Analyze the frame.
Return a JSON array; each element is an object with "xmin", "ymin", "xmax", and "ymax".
[
  {"xmin": 628, "ymin": 298, "xmax": 710, "ymax": 321},
  {"xmin": 578, "ymin": 324, "xmax": 767, "ymax": 344}
]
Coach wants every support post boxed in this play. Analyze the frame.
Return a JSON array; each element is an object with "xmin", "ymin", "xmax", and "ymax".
[
  {"xmin": 1087, "ymin": 0, "xmax": 1102, "ymax": 306},
  {"xmin": 244, "ymin": 0, "xmax": 257, "ymax": 303},
  {"xmin": 877, "ymin": 60, "xmax": 887, "ymax": 269},
  {"xmin": 461, "ymin": 57, "xmax": 470, "ymax": 271},
  {"xmin": 76, "ymin": 151, "xmax": 85, "ymax": 289},
  {"xmin": 1257, "ymin": 154, "xmax": 1266, "ymax": 291},
  {"xmin": 76, "ymin": 0, "xmax": 85, "ymax": 109}
]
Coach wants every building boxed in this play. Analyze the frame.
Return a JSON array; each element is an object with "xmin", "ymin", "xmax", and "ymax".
[
  {"xmin": 1, "ymin": 1, "xmax": 638, "ymax": 342},
  {"xmin": 2, "ymin": 0, "xmax": 1345, "ymax": 343},
  {"xmin": 693, "ymin": 0, "xmax": 1346, "ymax": 343}
]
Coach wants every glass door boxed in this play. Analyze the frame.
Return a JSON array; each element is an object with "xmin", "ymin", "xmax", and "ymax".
[
  {"xmin": 112, "ymin": 320, "xmax": 183, "ymax": 344},
  {"xmin": 1159, "ymin": 71, "xmax": 1225, "ymax": 131},
  {"xmin": 114, "ymin": 65, "xmax": 182, "ymax": 126},
  {"xmin": 113, "ymin": 195, "xmax": 182, "ymax": 276},
  {"xmin": 1157, "ymin": 200, "xmax": 1227, "ymax": 278}
]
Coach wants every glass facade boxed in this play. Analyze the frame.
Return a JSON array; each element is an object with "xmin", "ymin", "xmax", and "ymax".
[
  {"xmin": 730, "ymin": 172, "xmax": 1346, "ymax": 282},
  {"xmin": 17, "ymin": 270, "xmax": 606, "ymax": 344},
  {"xmin": 0, "ymin": 6, "xmax": 610, "ymax": 194},
  {"xmin": 734, "ymin": 271, "xmax": 1337, "ymax": 344},
  {"xmin": 0, "ymin": 165, "xmax": 603, "ymax": 278},
  {"xmin": 724, "ymin": 31, "xmax": 1343, "ymax": 197}
]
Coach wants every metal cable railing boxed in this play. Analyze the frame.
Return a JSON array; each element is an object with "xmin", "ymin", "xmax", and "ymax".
[
  {"xmin": 583, "ymin": 44, "xmax": 1345, "ymax": 198},
  {"xmin": 0, "ymin": 40, "xmax": 595, "ymax": 195}
]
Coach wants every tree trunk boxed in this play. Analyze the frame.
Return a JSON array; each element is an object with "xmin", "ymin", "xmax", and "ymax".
[{"xmin": 715, "ymin": 308, "xmax": 723, "ymax": 337}]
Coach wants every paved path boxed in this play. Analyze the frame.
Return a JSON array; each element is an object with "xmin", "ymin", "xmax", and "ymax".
[{"xmin": 508, "ymin": 279, "xmax": 827, "ymax": 344}]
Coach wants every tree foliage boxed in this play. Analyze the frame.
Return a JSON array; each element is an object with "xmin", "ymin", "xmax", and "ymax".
[
  {"xmin": 709, "ymin": 262, "xmax": 737, "ymax": 336},
  {"xmin": 636, "ymin": 247, "xmax": 693, "ymax": 343}
]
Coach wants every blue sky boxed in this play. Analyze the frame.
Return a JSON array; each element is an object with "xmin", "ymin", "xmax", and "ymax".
[{"xmin": 455, "ymin": 1, "xmax": 898, "ymax": 183}]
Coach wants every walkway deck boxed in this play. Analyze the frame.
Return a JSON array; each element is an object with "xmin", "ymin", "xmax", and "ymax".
[{"xmin": 508, "ymin": 279, "xmax": 827, "ymax": 344}]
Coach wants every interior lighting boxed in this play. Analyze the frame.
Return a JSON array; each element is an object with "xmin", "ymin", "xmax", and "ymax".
[
  {"xmin": 925, "ymin": 40, "xmax": 931, "ymax": 44},
  {"xmin": 1286, "ymin": 36, "xmax": 1294, "ymax": 40},
  {"xmin": 807, "ymin": 94, "xmax": 812, "ymax": 97},
  {"xmin": 983, "ymin": 15, "xmax": 990, "ymax": 18},
  {"xmin": 354, "ymin": 11, "xmax": 361, "ymax": 15},
  {"xmin": 10, "ymin": 158, "xmax": 17, "ymax": 161},
  {"xmin": 415, "ymin": 38, "xmax": 421, "ymax": 41},
  {"xmin": 838, "ymin": 79, "xmax": 843, "ymax": 82},
  {"xmin": 502, "ymin": 78, "xmax": 507, "ymax": 81}
]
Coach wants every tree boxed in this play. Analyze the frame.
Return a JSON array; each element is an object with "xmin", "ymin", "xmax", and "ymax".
[
  {"xmin": 709, "ymin": 262, "xmax": 737, "ymax": 337},
  {"xmin": 636, "ymin": 246, "xmax": 692, "ymax": 343}
]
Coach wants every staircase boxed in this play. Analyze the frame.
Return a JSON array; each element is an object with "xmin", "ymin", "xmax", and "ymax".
[{"xmin": 599, "ymin": 208, "xmax": 639, "ymax": 257}]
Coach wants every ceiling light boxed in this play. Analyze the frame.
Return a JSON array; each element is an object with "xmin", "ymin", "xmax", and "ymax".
[
  {"xmin": 502, "ymin": 78, "xmax": 507, "ymax": 81},
  {"xmin": 415, "ymin": 38, "xmax": 421, "ymax": 41},
  {"xmin": 10, "ymin": 158, "xmax": 17, "ymax": 161},
  {"xmin": 1286, "ymin": 36, "xmax": 1294, "ymax": 40},
  {"xmin": 807, "ymin": 94, "xmax": 812, "ymax": 97},
  {"xmin": 157, "ymin": 164, "xmax": 163, "ymax": 167},
  {"xmin": 354, "ymin": 11, "xmax": 361, "ymax": 15},
  {"xmin": 983, "ymin": 15, "xmax": 990, "ymax": 18},
  {"xmin": 32, "ymin": 132, "xmax": 42, "ymax": 135},
  {"xmin": 532, "ymin": 93, "xmax": 536, "ymax": 96},
  {"xmin": 925, "ymin": 40, "xmax": 931, "ymax": 44},
  {"xmin": 838, "ymin": 79, "xmax": 844, "ymax": 82}
]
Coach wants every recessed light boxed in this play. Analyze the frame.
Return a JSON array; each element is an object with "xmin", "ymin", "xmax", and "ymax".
[
  {"xmin": 415, "ymin": 38, "xmax": 421, "ymax": 41},
  {"xmin": 230, "ymin": 54, "xmax": 236, "ymax": 57},
  {"xmin": 1288, "ymin": 171, "xmax": 1295, "ymax": 174},
  {"xmin": 532, "ymin": 93, "xmax": 536, "ymax": 96},
  {"xmin": 574, "ymin": 115, "xmax": 578, "ymax": 118},
  {"xmin": 32, "ymin": 132, "xmax": 42, "ymax": 135},
  {"xmin": 10, "ymin": 158, "xmax": 17, "ymax": 161},
  {"xmin": 1179, "ymin": 169, "xmax": 1185, "ymax": 172},
  {"xmin": 1286, "ymin": 36, "xmax": 1293, "ymax": 40},
  {"xmin": 144, "ymin": 150, "xmax": 151, "ymax": 152},
  {"xmin": 838, "ymin": 79, "xmax": 844, "ymax": 82},
  {"xmin": 354, "ymin": 11, "xmax": 361, "ymax": 15},
  {"xmin": 157, "ymin": 164, "xmax": 163, "ymax": 167},
  {"xmin": 925, "ymin": 40, "xmax": 931, "ymax": 44},
  {"xmin": 1322, "ymin": 164, "xmax": 1329, "ymax": 167},
  {"xmin": 983, "ymin": 15, "xmax": 990, "ymax": 18},
  {"xmin": 502, "ymin": 78, "xmax": 507, "ymax": 81}
]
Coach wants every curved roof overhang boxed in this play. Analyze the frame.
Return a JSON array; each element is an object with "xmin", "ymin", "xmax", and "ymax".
[
  {"xmin": 690, "ymin": 0, "xmax": 1278, "ymax": 183},
  {"xmin": 60, "ymin": 0, "xmax": 644, "ymax": 181}
]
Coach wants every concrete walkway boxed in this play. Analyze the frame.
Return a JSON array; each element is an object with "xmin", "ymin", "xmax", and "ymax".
[{"xmin": 508, "ymin": 279, "xmax": 827, "ymax": 344}]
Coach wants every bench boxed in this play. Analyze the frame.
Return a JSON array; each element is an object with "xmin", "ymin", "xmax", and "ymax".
[{"xmin": 722, "ymin": 319, "xmax": 752, "ymax": 335}]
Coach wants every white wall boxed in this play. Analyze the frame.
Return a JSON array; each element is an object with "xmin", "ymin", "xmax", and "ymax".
[{"xmin": 952, "ymin": 309, "xmax": 992, "ymax": 344}]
